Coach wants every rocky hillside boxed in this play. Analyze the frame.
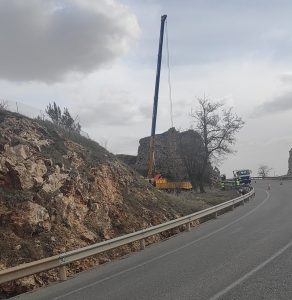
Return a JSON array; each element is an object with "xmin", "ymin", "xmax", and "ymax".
[{"xmin": 0, "ymin": 110, "xmax": 212, "ymax": 297}]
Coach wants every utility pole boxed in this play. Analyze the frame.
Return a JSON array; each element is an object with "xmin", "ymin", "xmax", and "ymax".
[{"xmin": 147, "ymin": 14, "xmax": 167, "ymax": 179}]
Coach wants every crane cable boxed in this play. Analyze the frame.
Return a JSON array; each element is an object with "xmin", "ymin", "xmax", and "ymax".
[{"xmin": 165, "ymin": 19, "xmax": 174, "ymax": 128}]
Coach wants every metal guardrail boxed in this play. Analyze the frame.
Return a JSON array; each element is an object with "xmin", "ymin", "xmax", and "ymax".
[
  {"xmin": 0, "ymin": 189, "xmax": 255, "ymax": 284},
  {"xmin": 251, "ymin": 176, "xmax": 292, "ymax": 180}
]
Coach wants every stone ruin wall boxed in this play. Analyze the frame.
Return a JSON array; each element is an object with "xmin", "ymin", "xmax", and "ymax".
[{"xmin": 133, "ymin": 128, "xmax": 203, "ymax": 180}]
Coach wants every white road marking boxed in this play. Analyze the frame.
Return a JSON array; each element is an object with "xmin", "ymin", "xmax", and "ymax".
[{"xmin": 209, "ymin": 238, "xmax": 292, "ymax": 300}]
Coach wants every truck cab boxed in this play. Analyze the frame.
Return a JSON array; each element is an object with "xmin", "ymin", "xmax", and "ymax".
[{"xmin": 233, "ymin": 169, "xmax": 251, "ymax": 185}]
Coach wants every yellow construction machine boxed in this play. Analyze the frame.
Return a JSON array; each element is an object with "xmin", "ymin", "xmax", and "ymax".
[{"xmin": 155, "ymin": 178, "xmax": 192, "ymax": 190}]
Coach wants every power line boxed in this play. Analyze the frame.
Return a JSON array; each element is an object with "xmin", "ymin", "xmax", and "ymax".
[{"xmin": 165, "ymin": 19, "xmax": 174, "ymax": 128}]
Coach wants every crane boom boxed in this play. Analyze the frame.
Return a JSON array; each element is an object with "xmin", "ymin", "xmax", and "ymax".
[{"xmin": 147, "ymin": 14, "xmax": 167, "ymax": 179}]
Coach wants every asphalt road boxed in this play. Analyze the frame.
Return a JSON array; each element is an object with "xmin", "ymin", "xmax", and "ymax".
[{"xmin": 16, "ymin": 180, "xmax": 292, "ymax": 300}]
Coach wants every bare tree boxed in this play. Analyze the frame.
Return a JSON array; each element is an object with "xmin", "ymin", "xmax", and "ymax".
[
  {"xmin": 258, "ymin": 165, "xmax": 272, "ymax": 178},
  {"xmin": 192, "ymin": 97, "xmax": 244, "ymax": 193}
]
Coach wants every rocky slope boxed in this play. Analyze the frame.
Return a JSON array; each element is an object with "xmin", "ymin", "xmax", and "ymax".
[{"xmin": 0, "ymin": 110, "xmax": 211, "ymax": 298}]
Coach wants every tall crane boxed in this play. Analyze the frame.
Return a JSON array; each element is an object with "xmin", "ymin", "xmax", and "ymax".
[{"xmin": 147, "ymin": 14, "xmax": 167, "ymax": 179}]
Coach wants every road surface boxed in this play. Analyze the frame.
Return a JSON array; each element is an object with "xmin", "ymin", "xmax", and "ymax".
[{"xmin": 16, "ymin": 180, "xmax": 292, "ymax": 299}]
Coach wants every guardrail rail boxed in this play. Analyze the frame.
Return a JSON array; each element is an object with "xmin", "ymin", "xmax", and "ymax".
[
  {"xmin": 0, "ymin": 188, "xmax": 255, "ymax": 284},
  {"xmin": 251, "ymin": 176, "xmax": 292, "ymax": 180}
]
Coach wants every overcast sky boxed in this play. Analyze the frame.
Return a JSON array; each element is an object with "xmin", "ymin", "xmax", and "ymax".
[{"xmin": 1, "ymin": 0, "xmax": 292, "ymax": 177}]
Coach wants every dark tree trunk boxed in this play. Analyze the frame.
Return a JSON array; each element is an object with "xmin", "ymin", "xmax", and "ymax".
[
  {"xmin": 190, "ymin": 177, "xmax": 198, "ymax": 192},
  {"xmin": 199, "ymin": 178, "xmax": 205, "ymax": 193},
  {"xmin": 199, "ymin": 157, "xmax": 208, "ymax": 193}
]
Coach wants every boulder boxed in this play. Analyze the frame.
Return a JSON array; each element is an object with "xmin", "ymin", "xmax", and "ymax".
[
  {"xmin": 42, "ymin": 165, "xmax": 67, "ymax": 193},
  {"xmin": 10, "ymin": 201, "xmax": 51, "ymax": 236},
  {"xmin": 134, "ymin": 128, "xmax": 203, "ymax": 180}
]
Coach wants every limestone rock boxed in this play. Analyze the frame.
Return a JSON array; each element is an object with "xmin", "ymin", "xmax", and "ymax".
[
  {"xmin": 4, "ymin": 144, "xmax": 30, "ymax": 160},
  {"xmin": 42, "ymin": 165, "xmax": 67, "ymax": 193},
  {"xmin": 25, "ymin": 201, "xmax": 50, "ymax": 225},
  {"xmin": 1, "ymin": 143, "xmax": 48, "ymax": 190},
  {"xmin": 134, "ymin": 128, "xmax": 203, "ymax": 180}
]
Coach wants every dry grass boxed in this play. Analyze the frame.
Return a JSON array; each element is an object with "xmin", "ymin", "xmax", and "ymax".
[{"xmin": 155, "ymin": 188, "xmax": 239, "ymax": 216}]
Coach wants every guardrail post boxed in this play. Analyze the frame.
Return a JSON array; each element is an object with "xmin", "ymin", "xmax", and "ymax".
[
  {"xmin": 140, "ymin": 238, "xmax": 146, "ymax": 250},
  {"xmin": 59, "ymin": 265, "xmax": 67, "ymax": 281},
  {"xmin": 231, "ymin": 204, "xmax": 234, "ymax": 211},
  {"xmin": 241, "ymin": 200, "xmax": 245, "ymax": 206},
  {"xmin": 186, "ymin": 222, "xmax": 191, "ymax": 232},
  {"xmin": 214, "ymin": 212, "xmax": 218, "ymax": 219}
]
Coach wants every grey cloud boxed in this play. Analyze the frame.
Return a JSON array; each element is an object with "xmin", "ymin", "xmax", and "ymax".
[
  {"xmin": 138, "ymin": 105, "xmax": 152, "ymax": 118},
  {"xmin": 251, "ymin": 92, "xmax": 292, "ymax": 117},
  {"xmin": 127, "ymin": 0, "xmax": 292, "ymax": 67},
  {"xmin": 77, "ymin": 96, "xmax": 148, "ymax": 127},
  {"xmin": 0, "ymin": 0, "xmax": 139, "ymax": 82},
  {"xmin": 279, "ymin": 73, "xmax": 292, "ymax": 84},
  {"xmin": 111, "ymin": 135, "xmax": 139, "ymax": 155}
]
